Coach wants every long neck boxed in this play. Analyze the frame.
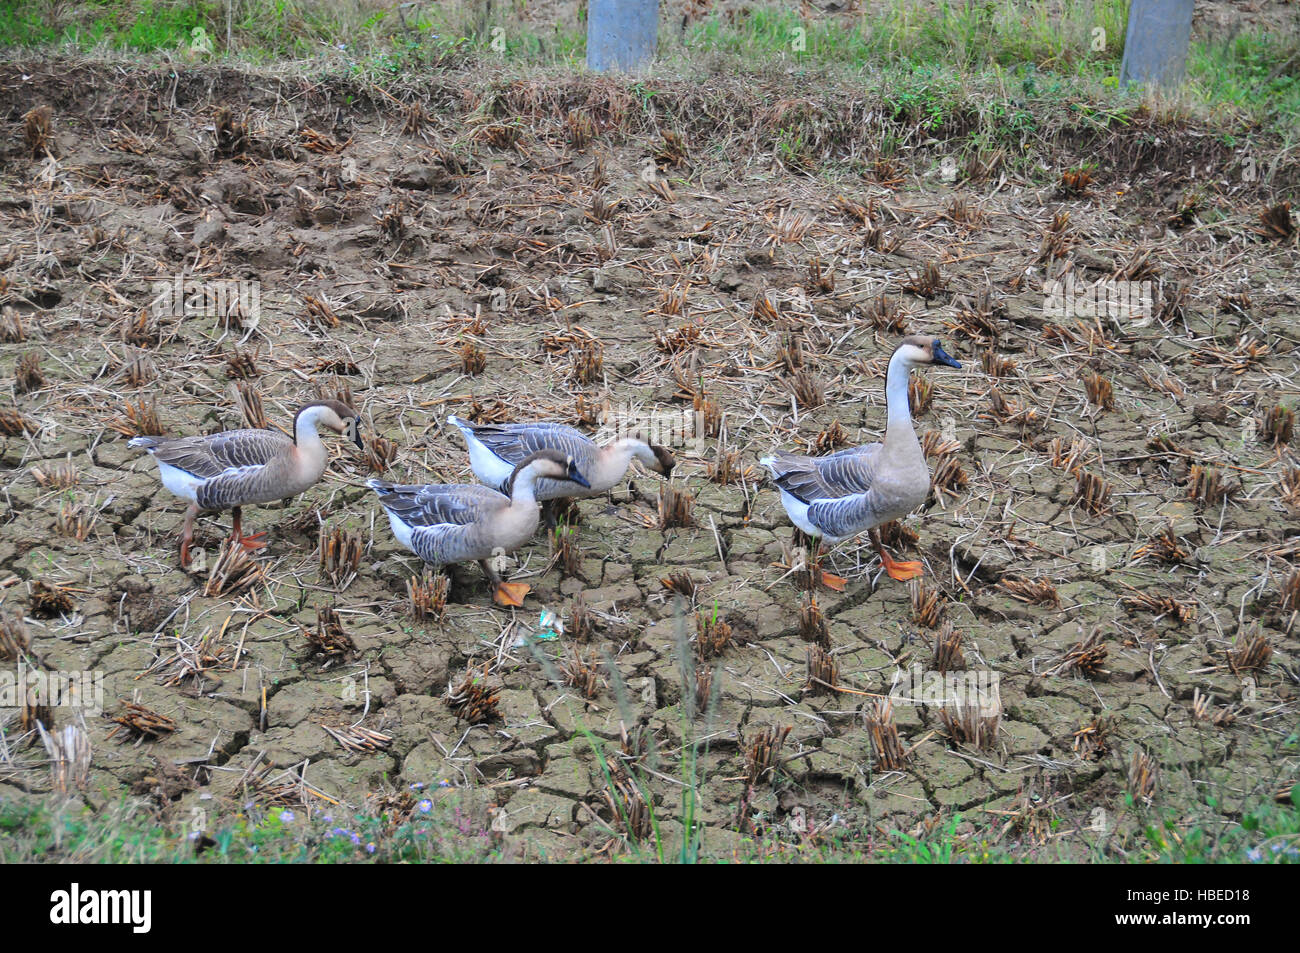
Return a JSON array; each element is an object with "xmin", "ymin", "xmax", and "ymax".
[
  {"xmin": 506, "ymin": 464, "xmax": 542, "ymax": 506},
  {"xmin": 883, "ymin": 351, "xmax": 918, "ymax": 449},
  {"xmin": 595, "ymin": 439, "xmax": 644, "ymax": 486},
  {"xmin": 293, "ymin": 409, "xmax": 329, "ymax": 476}
]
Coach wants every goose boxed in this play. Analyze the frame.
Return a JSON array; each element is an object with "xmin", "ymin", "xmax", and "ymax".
[
  {"xmin": 368, "ymin": 448, "xmax": 591, "ymax": 607},
  {"xmin": 446, "ymin": 415, "xmax": 675, "ymax": 526},
  {"xmin": 760, "ymin": 335, "xmax": 962, "ymax": 589},
  {"xmin": 130, "ymin": 399, "xmax": 362, "ymax": 567}
]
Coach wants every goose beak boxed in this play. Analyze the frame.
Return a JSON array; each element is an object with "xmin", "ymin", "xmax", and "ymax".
[
  {"xmin": 567, "ymin": 464, "xmax": 591, "ymax": 489},
  {"xmin": 932, "ymin": 342, "xmax": 962, "ymax": 369}
]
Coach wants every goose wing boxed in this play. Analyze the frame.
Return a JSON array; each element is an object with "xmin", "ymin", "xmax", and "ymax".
[
  {"xmin": 762, "ymin": 442, "xmax": 884, "ymax": 503},
  {"xmin": 368, "ymin": 480, "xmax": 504, "ymax": 528},
  {"xmin": 452, "ymin": 418, "xmax": 596, "ymax": 468},
  {"xmin": 132, "ymin": 429, "xmax": 291, "ymax": 480}
]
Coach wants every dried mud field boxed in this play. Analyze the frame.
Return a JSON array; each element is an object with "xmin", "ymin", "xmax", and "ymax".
[{"xmin": 1, "ymin": 62, "xmax": 1297, "ymax": 860}]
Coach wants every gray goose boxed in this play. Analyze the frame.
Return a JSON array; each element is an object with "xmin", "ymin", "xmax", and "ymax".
[
  {"xmin": 368, "ymin": 449, "xmax": 590, "ymax": 607},
  {"xmin": 131, "ymin": 399, "xmax": 362, "ymax": 567},
  {"xmin": 761, "ymin": 335, "xmax": 962, "ymax": 588},
  {"xmin": 447, "ymin": 415, "xmax": 675, "ymax": 526}
]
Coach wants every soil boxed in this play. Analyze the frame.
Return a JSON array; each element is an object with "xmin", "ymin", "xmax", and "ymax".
[{"xmin": 0, "ymin": 55, "xmax": 1296, "ymax": 860}]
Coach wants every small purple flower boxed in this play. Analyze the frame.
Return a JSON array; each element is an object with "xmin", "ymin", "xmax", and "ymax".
[
  {"xmin": 410, "ymin": 782, "xmax": 425, "ymax": 791},
  {"xmin": 1247, "ymin": 847, "xmax": 1263, "ymax": 862},
  {"xmin": 418, "ymin": 799, "xmax": 432, "ymax": 814},
  {"xmin": 350, "ymin": 832, "xmax": 361, "ymax": 845},
  {"xmin": 438, "ymin": 779, "xmax": 451, "ymax": 788},
  {"xmin": 280, "ymin": 809, "xmax": 295, "ymax": 824},
  {"xmin": 323, "ymin": 814, "xmax": 333, "ymax": 824},
  {"xmin": 366, "ymin": 842, "xmax": 376, "ymax": 854}
]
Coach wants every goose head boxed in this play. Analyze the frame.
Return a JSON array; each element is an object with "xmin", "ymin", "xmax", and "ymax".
[
  {"xmin": 507, "ymin": 449, "xmax": 592, "ymax": 495},
  {"xmin": 638, "ymin": 443, "xmax": 677, "ymax": 478},
  {"xmin": 895, "ymin": 335, "xmax": 962, "ymax": 370},
  {"xmin": 296, "ymin": 399, "xmax": 364, "ymax": 448}
]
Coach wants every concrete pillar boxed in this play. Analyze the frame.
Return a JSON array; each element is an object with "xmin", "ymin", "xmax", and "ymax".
[
  {"xmin": 587, "ymin": 0, "xmax": 659, "ymax": 73},
  {"xmin": 1119, "ymin": 0, "xmax": 1195, "ymax": 88}
]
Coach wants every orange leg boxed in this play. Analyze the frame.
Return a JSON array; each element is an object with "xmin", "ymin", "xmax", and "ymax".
[
  {"xmin": 480, "ymin": 559, "xmax": 530, "ymax": 608},
  {"xmin": 230, "ymin": 506, "xmax": 267, "ymax": 551},
  {"xmin": 810, "ymin": 542, "xmax": 846, "ymax": 592},
  {"xmin": 870, "ymin": 528, "xmax": 923, "ymax": 581}
]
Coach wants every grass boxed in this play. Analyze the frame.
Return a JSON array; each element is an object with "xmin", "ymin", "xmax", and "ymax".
[
  {"xmin": 4, "ymin": 780, "xmax": 1296, "ymax": 863},
  {"xmin": 0, "ymin": 1, "xmax": 1296, "ymax": 130}
]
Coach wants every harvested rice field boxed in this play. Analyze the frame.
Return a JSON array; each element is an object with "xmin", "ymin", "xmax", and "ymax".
[{"xmin": 1, "ymin": 0, "xmax": 1298, "ymax": 864}]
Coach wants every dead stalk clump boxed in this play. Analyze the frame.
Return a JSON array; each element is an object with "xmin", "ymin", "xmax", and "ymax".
[
  {"xmin": 1188, "ymin": 464, "xmax": 1229, "ymax": 508},
  {"xmin": 654, "ymin": 129, "xmax": 688, "ymax": 168},
  {"xmin": 446, "ymin": 663, "xmax": 501, "ymax": 724},
  {"xmin": 658, "ymin": 484, "xmax": 695, "ymax": 529},
  {"xmin": 998, "ymin": 576, "xmax": 1061, "ymax": 608},
  {"xmin": 1083, "ymin": 371, "xmax": 1114, "ymax": 411},
  {"xmin": 695, "ymin": 610, "xmax": 733, "ymax": 662},
  {"xmin": 798, "ymin": 594, "xmax": 830, "ymax": 649},
  {"xmin": 1058, "ymin": 168, "xmax": 1093, "ymax": 196},
  {"xmin": 866, "ymin": 294, "xmax": 906, "ymax": 332},
  {"xmin": 903, "ymin": 261, "xmax": 946, "ymax": 298},
  {"xmin": 1259, "ymin": 201, "xmax": 1296, "ymax": 241},
  {"xmin": 921, "ymin": 432, "xmax": 961, "ymax": 459},
  {"xmin": 318, "ymin": 525, "xmax": 363, "ymax": 589},
  {"xmin": 56, "ymin": 497, "xmax": 98, "ymax": 541},
  {"xmin": 982, "ymin": 350, "xmax": 1015, "ymax": 377},
  {"xmin": 115, "ymin": 397, "xmax": 163, "ymax": 437},
  {"xmin": 237, "ymin": 382, "xmax": 268, "ymax": 430},
  {"xmin": 31, "ymin": 580, "xmax": 74, "ymax": 618},
  {"xmin": 459, "ymin": 341, "xmax": 487, "ymax": 376},
  {"xmin": 303, "ymin": 295, "xmax": 340, "ymax": 330},
  {"xmin": 1259, "ymin": 404, "xmax": 1295, "ymax": 447},
  {"xmin": 305, "ymin": 607, "xmax": 354, "ymax": 660},
  {"xmin": 791, "ymin": 369, "xmax": 824, "ymax": 410},
  {"xmin": 743, "ymin": 724, "xmax": 792, "ymax": 787},
  {"xmin": 806, "ymin": 256, "xmax": 834, "ymax": 295},
  {"xmin": 561, "ymin": 650, "xmax": 602, "ymax": 700},
  {"xmin": 693, "ymin": 392, "xmax": 723, "ymax": 437},
  {"xmin": 805, "ymin": 645, "xmax": 838, "ymax": 696},
  {"xmin": 23, "ymin": 105, "xmax": 53, "ymax": 156},
  {"xmin": 569, "ymin": 339, "xmax": 603, "ymax": 385},
  {"xmin": 566, "ymin": 109, "xmax": 595, "ymax": 149},
  {"xmin": 214, "ymin": 108, "xmax": 249, "ymax": 156},
  {"xmin": 1283, "ymin": 468, "xmax": 1300, "ymax": 510},
  {"xmin": 930, "ymin": 620, "xmax": 965, "ymax": 673},
  {"xmin": 403, "ymin": 564, "xmax": 449, "ymax": 622},
  {"xmin": 568, "ymin": 593, "xmax": 594, "ymax": 642},
  {"xmin": 813, "ymin": 420, "xmax": 848, "ymax": 454},
  {"xmin": 1279, "ymin": 569, "xmax": 1300, "ymax": 614},
  {"xmin": 1037, "ymin": 210, "xmax": 1071, "ymax": 260},
  {"xmin": 1227, "ymin": 633, "xmax": 1272, "ymax": 676},
  {"xmin": 15, "ymin": 352, "xmax": 44, "ymax": 394},
  {"xmin": 909, "ymin": 578, "xmax": 944, "ymax": 629},
  {"xmin": 908, "ymin": 375, "xmax": 932, "ymax": 417},
  {"xmin": 31, "ymin": 456, "xmax": 77, "ymax": 491},
  {"xmin": 1127, "ymin": 749, "xmax": 1158, "ymax": 804},
  {"xmin": 0, "ymin": 409, "xmax": 35, "ymax": 437},
  {"xmin": 660, "ymin": 571, "xmax": 698, "ymax": 601},
  {"xmin": 107, "ymin": 702, "xmax": 177, "ymax": 742},
  {"xmin": 1046, "ymin": 629, "xmax": 1108, "ymax": 677},
  {"xmin": 1121, "ymin": 591, "xmax": 1197, "ymax": 625},
  {"xmin": 938, "ymin": 694, "xmax": 1001, "ymax": 751},
  {"xmin": 1133, "ymin": 524, "xmax": 1190, "ymax": 564},
  {"xmin": 0, "ymin": 613, "xmax": 31, "ymax": 662},
  {"xmin": 0, "ymin": 306, "xmax": 26, "ymax": 343},
  {"xmin": 930, "ymin": 456, "xmax": 968, "ymax": 500},
  {"xmin": 225, "ymin": 347, "xmax": 259, "ymax": 380},
  {"xmin": 708, "ymin": 447, "xmax": 739, "ymax": 485},
  {"xmin": 1072, "ymin": 715, "xmax": 1118, "ymax": 762},
  {"xmin": 1073, "ymin": 469, "xmax": 1112, "ymax": 515},
  {"xmin": 205, "ymin": 540, "xmax": 263, "ymax": 597},
  {"xmin": 865, "ymin": 698, "xmax": 909, "ymax": 771},
  {"xmin": 752, "ymin": 292, "xmax": 781, "ymax": 323}
]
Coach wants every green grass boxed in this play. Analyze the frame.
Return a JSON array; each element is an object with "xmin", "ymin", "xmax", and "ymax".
[
  {"xmin": 0, "ymin": 1, "xmax": 1295, "ymax": 129},
  {"xmin": 4, "ymin": 782, "xmax": 1296, "ymax": 863}
]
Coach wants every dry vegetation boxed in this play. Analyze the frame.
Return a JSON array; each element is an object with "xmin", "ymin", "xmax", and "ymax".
[{"xmin": 0, "ymin": 52, "xmax": 1296, "ymax": 862}]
